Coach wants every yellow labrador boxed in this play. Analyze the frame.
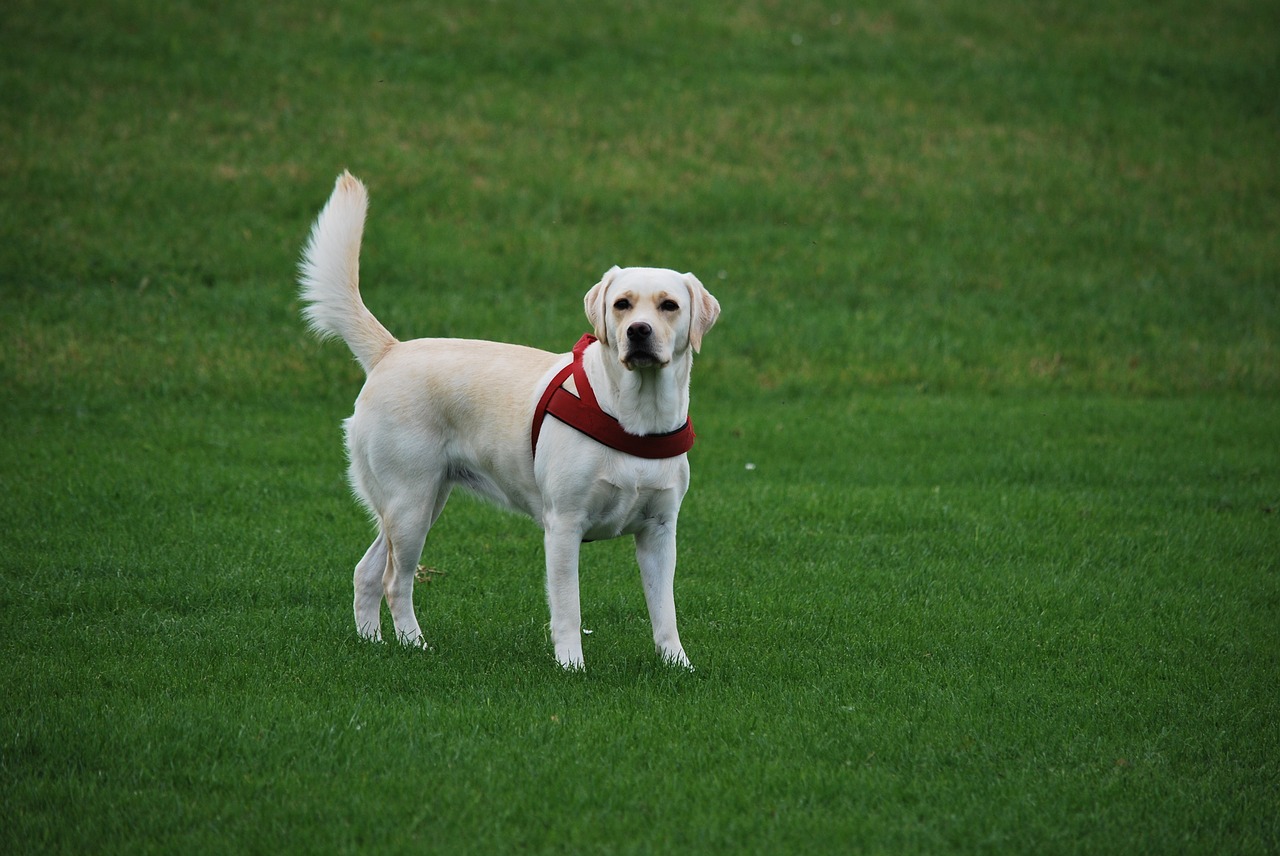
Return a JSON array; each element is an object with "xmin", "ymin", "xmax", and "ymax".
[{"xmin": 298, "ymin": 173, "xmax": 719, "ymax": 669}]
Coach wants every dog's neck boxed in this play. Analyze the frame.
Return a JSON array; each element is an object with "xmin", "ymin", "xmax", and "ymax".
[{"xmin": 581, "ymin": 341, "xmax": 691, "ymax": 436}]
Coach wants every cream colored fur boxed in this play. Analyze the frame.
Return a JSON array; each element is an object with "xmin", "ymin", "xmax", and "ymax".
[{"xmin": 298, "ymin": 172, "xmax": 720, "ymax": 670}]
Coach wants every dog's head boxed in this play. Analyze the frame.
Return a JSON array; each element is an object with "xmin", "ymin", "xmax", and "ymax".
[{"xmin": 584, "ymin": 266, "xmax": 720, "ymax": 371}]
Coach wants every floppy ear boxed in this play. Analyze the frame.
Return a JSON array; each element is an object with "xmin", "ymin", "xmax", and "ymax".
[
  {"xmin": 683, "ymin": 272, "xmax": 721, "ymax": 353},
  {"xmin": 584, "ymin": 265, "xmax": 620, "ymax": 344}
]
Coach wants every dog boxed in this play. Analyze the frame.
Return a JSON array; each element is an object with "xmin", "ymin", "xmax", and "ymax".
[{"xmin": 298, "ymin": 172, "xmax": 720, "ymax": 669}]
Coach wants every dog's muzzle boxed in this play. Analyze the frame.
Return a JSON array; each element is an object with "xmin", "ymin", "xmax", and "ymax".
[{"xmin": 623, "ymin": 322, "xmax": 663, "ymax": 369}]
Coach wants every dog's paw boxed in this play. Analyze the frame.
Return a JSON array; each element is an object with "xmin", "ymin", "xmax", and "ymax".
[
  {"xmin": 660, "ymin": 647, "xmax": 694, "ymax": 671},
  {"xmin": 555, "ymin": 647, "xmax": 586, "ymax": 671},
  {"xmin": 396, "ymin": 630, "xmax": 434, "ymax": 652}
]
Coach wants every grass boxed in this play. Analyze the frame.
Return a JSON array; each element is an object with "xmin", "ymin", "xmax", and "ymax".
[{"xmin": 2, "ymin": 0, "xmax": 1278, "ymax": 853}]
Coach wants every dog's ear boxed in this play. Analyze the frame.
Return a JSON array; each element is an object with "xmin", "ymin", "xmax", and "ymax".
[
  {"xmin": 683, "ymin": 272, "xmax": 721, "ymax": 353},
  {"xmin": 584, "ymin": 266, "xmax": 620, "ymax": 344}
]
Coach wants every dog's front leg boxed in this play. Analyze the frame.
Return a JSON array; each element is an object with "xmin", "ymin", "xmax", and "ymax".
[
  {"xmin": 636, "ymin": 520, "xmax": 692, "ymax": 669},
  {"xmin": 544, "ymin": 524, "xmax": 585, "ymax": 670}
]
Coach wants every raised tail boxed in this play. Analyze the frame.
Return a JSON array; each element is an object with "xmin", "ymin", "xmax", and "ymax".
[{"xmin": 298, "ymin": 171, "xmax": 397, "ymax": 373}]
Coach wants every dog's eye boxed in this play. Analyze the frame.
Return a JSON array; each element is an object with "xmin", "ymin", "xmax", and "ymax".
[
  {"xmin": 613, "ymin": 298, "xmax": 632, "ymax": 311},
  {"xmin": 660, "ymin": 300, "xmax": 680, "ymax": 312}
]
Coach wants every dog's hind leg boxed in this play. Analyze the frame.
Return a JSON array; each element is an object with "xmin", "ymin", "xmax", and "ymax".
[
  {"xmin": 381, "ymin": 485, "xmax": 452, "ymax": 647},
  {"xmin": 353, "ymin": 530, "xmax": 389, "ymax": 641}
]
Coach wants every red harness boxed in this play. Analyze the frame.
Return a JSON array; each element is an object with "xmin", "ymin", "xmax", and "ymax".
[{"xmin": 531, "ymin": 334, "xmax": 695, "ymax": 460}]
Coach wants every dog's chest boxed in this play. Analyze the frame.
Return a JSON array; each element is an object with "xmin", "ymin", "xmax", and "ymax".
[{"xmin": 580, "ymin": 467, "xmax": 682, "ymax": 540}]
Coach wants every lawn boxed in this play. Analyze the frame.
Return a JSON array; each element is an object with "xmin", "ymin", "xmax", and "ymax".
[{"xmin": 2, "ymin": 0, "xmax": 1277, "ymax": 853}]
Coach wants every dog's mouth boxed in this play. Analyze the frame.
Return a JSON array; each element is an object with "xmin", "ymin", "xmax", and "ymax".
[{"xmin": 622, "ymin": 350, "xmax": 666, "ymax": 370}]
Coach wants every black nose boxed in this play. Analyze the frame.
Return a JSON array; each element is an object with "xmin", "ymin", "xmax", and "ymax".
[{"xmin": 627, "ymin": 321, "xmax": 652, "ymax": 341}]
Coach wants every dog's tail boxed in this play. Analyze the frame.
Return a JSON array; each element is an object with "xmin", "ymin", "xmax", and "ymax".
[{"xmin": 298, "ymin": 171, "xmax": 397, "ymax": 374}]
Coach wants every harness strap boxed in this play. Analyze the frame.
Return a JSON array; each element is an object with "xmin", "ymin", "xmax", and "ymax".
[
  {"xmin": 531, "ymin": 360, "xmax": 576, "ymax": 459},
  {"xmin": 531, "ymin": 334, "xmax": 695, "ymax": 460}
]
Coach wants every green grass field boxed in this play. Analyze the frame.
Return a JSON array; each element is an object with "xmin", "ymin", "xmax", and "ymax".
[{"xmin": 3, "ymin": 0, "xmax": 1278, "ymax": 852}]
